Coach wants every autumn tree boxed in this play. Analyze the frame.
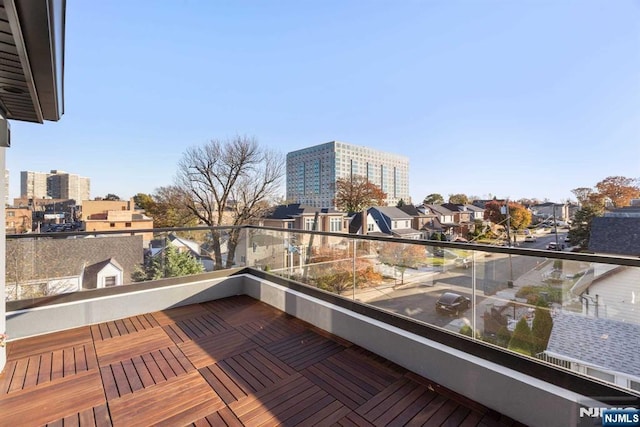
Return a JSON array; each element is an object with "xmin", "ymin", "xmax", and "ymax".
[
  {"xmin": 423, "ymin": 193, "xmax": 444, "ymax": 205},
  {"xmin": 308, "ymin": 248, "xmax": 382, "ymax": 293},
  {"xmin": 448, "ymin": 194, "xmax": 469, "ymax": 204},
  {"xmin": 571, "ymin": 187, "xmax": 596, "ymax": 206},
  {"xmin": 595, "ymin": 176, "xmax": 640, "ymax": 208},
  {"xmin": 176, "ymin": 136, "xmax": 284, "ymax": 269},
  {"xmin": 377, "ymin": 242, "xmax": 425, "ymax": 285},
  {"xmin": 133, "ymin": 193, "xmax": 155, "ymax": 211},
  {"xmin": 334, "ymin": 175, "xmax": 386, "ymax": 213},
  {"xmin": 484, "ymin": 200, "xmax": 531, "ymax": 230}
]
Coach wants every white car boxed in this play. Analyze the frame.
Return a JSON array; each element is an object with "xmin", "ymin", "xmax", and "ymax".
[{"xmin": 524, "ymin": 235, "xmax": 537, "ymax": 242}]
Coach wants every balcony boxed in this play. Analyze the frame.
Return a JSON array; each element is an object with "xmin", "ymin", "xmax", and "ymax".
[{"xmin": 3, "ymin": 226, "xmax": 640, "ymax": 426}]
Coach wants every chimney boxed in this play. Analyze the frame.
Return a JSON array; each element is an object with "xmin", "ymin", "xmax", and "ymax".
[{"xmin": 361, "ymin": 210, "xmax": 367, "ymax": 235}]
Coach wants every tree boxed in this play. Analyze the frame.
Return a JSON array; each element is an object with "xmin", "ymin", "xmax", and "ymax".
[
  {"xmin": 423, "ymin": 193, "xmax": 444, "ymax": 205},
  {"xmin": 594, "ymin": 176, "xmax": 640, "ymax": 208},
  {"xmin": 103, "ymin": 193, "xmax": 120, "ymax": 201},
  {"xmin": 567, "ymin": 205, "xmax": 603, "ymax": 249},
  {"xmin": 133, "ymin": 193, "xmax": 156, "ymax": 211},
  {"xmin": 377, "ymin": 242, "xmax": 424, "ymax": 285},
  {"xmin": 308, "ymin": 248, "xmax": 382, "ymax": 293},
  {"xmin": 448, "ymin": 193, "xmax": 469, "ymax": 204},
  {"xmin": 176, "ymin": 136, "xmax": 284, "ymax": 269},
  {"xmin": 531, "ymin": 303, "xmax": 553, "ymax": 355},
  {"xmin": 152, "ymin": 185, "xmax": 199, "ymax": 228},
  {"xmin": 484, "ymin": 200, "xmax": 531, "ymax": 230},
  {"xmin": 334, "ymin": 175, "xmax": 387, "ymax": 213},
  {"xmin": 132, "ymin": 245, "xmax": 204, "ymax": 281},
  {"xmin": 571, "ymin": 187, "xmax": 596, "ymax": 206},
  {"xmin": 396, "ymin": 198, "xmax": 406, "ymax": 207},
  {"xmin": 508, "ymin": 317, "xmax": 533, "ymax": 356}
]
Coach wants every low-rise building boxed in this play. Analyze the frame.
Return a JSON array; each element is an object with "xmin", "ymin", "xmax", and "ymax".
[
  {"xmin": 5, "ymin": 207, "xmax": 32, "ymax": 234},
  {"xmin": 82, "ymin": 198, "xmax": 153, "ymax": 244}
]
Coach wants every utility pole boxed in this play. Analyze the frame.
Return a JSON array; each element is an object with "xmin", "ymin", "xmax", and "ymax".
[{"xmin": 505, "ymin": 199, "xmax": 514, "ymax": 288}]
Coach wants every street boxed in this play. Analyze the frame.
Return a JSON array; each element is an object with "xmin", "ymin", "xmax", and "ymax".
[{"xmin": 362, "ymin": 230, "xmax": 568, "ymax": 332}]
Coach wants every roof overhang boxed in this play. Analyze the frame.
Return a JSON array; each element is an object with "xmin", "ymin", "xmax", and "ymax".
[{"xmin": 0, "ymin": 0, "xmax": 65, "ymax": 123}]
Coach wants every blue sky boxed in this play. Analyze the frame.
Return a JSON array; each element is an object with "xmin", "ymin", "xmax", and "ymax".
[{"xmin": 8, "ymin": 0, "xmax": 640, "ymax": 204}]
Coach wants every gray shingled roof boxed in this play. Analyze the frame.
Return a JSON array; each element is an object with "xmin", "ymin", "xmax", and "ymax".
[
  {"xmin": 589, "ymin": 216, "xmax": 640, "ymax": 256},
  {"xmin": 546, "ymin": 313, "xmax": 640, "ymax": 377},
  {"xmin": 370, "ymin": 206, "xmax": 413, "ymax": 219},
  {"xmin": 267, "ymin": 204, "xmax": 343, "ymax": 219}
]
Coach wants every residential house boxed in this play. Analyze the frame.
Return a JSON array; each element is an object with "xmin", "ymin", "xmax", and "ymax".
[
  {"xmin": 354, "ymin": 206, "xmax": 422, "ymax": 239},
  {"xmin": 261, "ymin": 204, "xmax": 348, "ymax": 233},
  {"xmin": 397, "ymin": 204, "xmax": 432, "ymax": 232},
  {"xmin": 5, "ymin": 207, "xmax": 31, "ymax": 233},
  {"xmin": 530, "ymin": 202, "xmax": 570, "ymax": 224},
  {"xmin": 545, "ymin": 313, "xmax": 640, "ymax": 392},
  {"xmin": 589, "ymin": 212, "xmax": 640, "ymax": 257},
  {"xmin": 442, "ymin": 203, "xmax": 475, "ymax": 236},
  {"xmin": 149, "ymin": 233, "xmax": 215, "ymax": 272},
  {"xmin": 5, "ymin": 235, "xmax": 143, "ymax": 300},
  {"xmin": 570, "ymin": 265, "xmax": 640, "ymax": 325},
  {"xmin": 421, "ymin": 204, "xmax": 458, "ymax": 239}
]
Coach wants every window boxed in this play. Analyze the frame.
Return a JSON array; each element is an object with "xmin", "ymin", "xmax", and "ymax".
[
  {"xmin": 125, "ymin": 222, "xmax": 132, "ymax": 227},
  {"xmin": 630, "ymin": 380, "xmax": 640, "ymax": 392},
  {"xmin": 104, "ymin": 276, "xmax": 117, "ymax": 287},
  {"xmin": 7, "ymin": 211, "xmax": 14, "ymax": 217},
  {"xmin": 109, "ymin": 222, "xmax": 115, "ymax": 227},
  {"xmin": 367, "ymin": 223, "xmax": 374, "ymax": 232},
  {"xmin": 586, "ymin": 367, "xmax": 615, "ymax": 383},
  {"xmin": 330, "ymin": 217, "xmax": 342, "ymax": 232},
  {"xmin": 304, "ymin": 218, "xmax": 315, "ymax": 230}
]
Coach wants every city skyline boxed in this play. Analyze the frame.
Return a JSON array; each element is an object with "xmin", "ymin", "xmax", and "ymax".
[{"xmin": 6, "ymin": 1, "xmax": 639, "ymax": 204}]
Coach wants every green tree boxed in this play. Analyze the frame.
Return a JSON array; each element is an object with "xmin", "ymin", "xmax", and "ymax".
[
  {"xmin": 103, "ymin": 193, "xmax": 120, "ymax": 201},
  {"xmin": 132, "ymin": 245, "xmax": 204, "ymax": 281},
  {"xmin": 508, "ymin": 317, "xmax": 533, "ymax": 356},
  {"xmin": 423, "ymin": 193, "xmax": 444, "ymax": 204},
  {"xmin": 531, "ymin": 303, "xmax": 553, "ymax": 354},
  {"xmin": 396, "ymin": 198, "xmax": 406, "ymax": 207},
  {"xmin": 448, "ymin": 193, "xmax": 469, "ymax": 204},
  {"xmin": 334, "ymin": 175, "xmax": 387, "ymax": 213},
  {"xmin": 567, "ymin": 205, "xmax": 603, "ymax": 249},
  {"xmin": 377, "ymin": 242, "xmax": 424, "ymax": 285}
]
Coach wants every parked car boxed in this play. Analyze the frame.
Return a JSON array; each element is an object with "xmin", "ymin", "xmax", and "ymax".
[
  {"xmin": 524, "ymin": 235, "xmax": 537, "ymax": 242},
  {"xmin": 435, "ymin": 292, "xmax": 471, "ymax": 316},
  {"xmin": 546, "ymin": 242, "xmax": 561, "ymax": 250},
  {"xmin": 454, "ymin": 257, "xmax": 470, "ymax": 269}
]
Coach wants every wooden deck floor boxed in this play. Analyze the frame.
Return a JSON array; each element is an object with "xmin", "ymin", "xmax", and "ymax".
[{"xmin": 0, "ymin": 296, "xmax": 525, "ymax": 426}]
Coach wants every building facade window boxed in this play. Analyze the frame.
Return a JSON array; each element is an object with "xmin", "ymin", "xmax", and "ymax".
[
  {"xmin": 304, "ymin": 218, "xmax": 315, "ymax": 230},
  {"xmin": 104, "ymin": 276, "xmax": 117, "ymax": 287},
  {"xmin": 109, "ymin": 222, "xmax": 115, "ymax": 227},
  {"xmin": 586, "ymin": 367, "xmax": 615, "ymax": 383},
  {"xmin": 330, "ymin": 217, "xmax": 342, "ymax": 232},
  {"xmin": 125, "ymin": 222, "xmax": 132, "ymax": 227}
]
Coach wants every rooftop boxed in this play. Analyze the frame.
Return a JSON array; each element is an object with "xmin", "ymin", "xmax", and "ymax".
[{"xmin": 0, "ymin": 295, "xmax": 521, "ymax": 426}]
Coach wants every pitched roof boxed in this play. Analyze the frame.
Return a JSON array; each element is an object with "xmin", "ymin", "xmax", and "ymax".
[
  {"xmin": 82, "ymin": 258, "xmax": 123, "ymax": 290},
  {"xmin": 424, "ymin": 204, "xmax": 455, "ymax": 216},
  {"xmin": 370, "ymin": 206, "xmax": 413, "ymax": 219},
  {"xmin": 588, "ymin": 216, "xmax": 640, "ymax": 256},
  {"xmin": 397, "ymin": 204, "xmax": 424, "ymax": 217},
  {"xmin": 546, "ymin": 313, "xmax": 640, "ymax": 377},
  {"xmin": 266, "ymin": 204, "xmax": 343, "ymax": 219}
]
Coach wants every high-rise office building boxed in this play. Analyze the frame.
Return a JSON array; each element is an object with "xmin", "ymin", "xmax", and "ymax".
[
  {"xmin": 286, "ymin": 141, "xmax": 410, "ymax": 208},
  {"xmin": 20, "ymin": 170, "xmax": 90, "ymax": 204}
]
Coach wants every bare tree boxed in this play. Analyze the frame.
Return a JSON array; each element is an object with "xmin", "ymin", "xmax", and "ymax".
[{"xmin": 176, "ymin": 136, "xmax": 284, "ymax": 269}]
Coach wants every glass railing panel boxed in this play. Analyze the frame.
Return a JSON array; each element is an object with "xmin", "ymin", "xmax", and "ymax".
[{"xmin": 6, "ymin": 226, "xmax": 244, "ymax": 301}]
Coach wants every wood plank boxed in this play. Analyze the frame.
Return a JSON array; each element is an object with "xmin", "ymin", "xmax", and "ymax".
[
  {"xmin": 274, "ymin": 392, "xmax": 334, "ymax": 426},
  {"xmin": 141, "ymin": 352, "xmax": 165, "ymax": 383},
  {"xmin": 108, "ymin": 371, "xmax": 224, "ymax": 427},
  {"xmin": 94, "ymin": 327, "xmax": 174, "ymax": 366},
  {"xmin": 199, "ymin": 363, "xmax": 250, "ymax": 404},
  {"xmin": 334, "ymin": 411, "xmax": 375, "ymax": 426},
  {"xmin": 7, "ymin": 326, "xmax": 92, "ymax": 361},
  {"xmin": 23, "ymin": 355, "xmax": 40, "ymax": 389},
  {"xmin": 0, "ymin": 370, "xmax": 105, "ymax": 426},
  {"xmin": 100, "ymin": 365, "xmax": 119, "ymax": 401},
  {"xmin": 121, "ymin": 359, "xmax": 144, "ymax": 393},
  {"xmin": 8, "ymin": 358, "xmax": 27, "ymax": 392},
  {"xmin": 0, "ymin": 361, "xmax": 16, "ymax": 393},
  {"xmin": 131, "ymin": 355, "xmax": 155, "ymax": 388},
  {"xmin": 151, "ymin": 304, "xmax": 211, "ymax": 326},
  {"xmin": 179, "ymin": 329, "xmax": 258, "ymax": 369},
  {"xmin": 442, "ymin": 405, "xmax": 472, "ymax": 427},
  {"xmin": 404, "ymin": 394, "xmax": 448, "ymax": 426}
]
